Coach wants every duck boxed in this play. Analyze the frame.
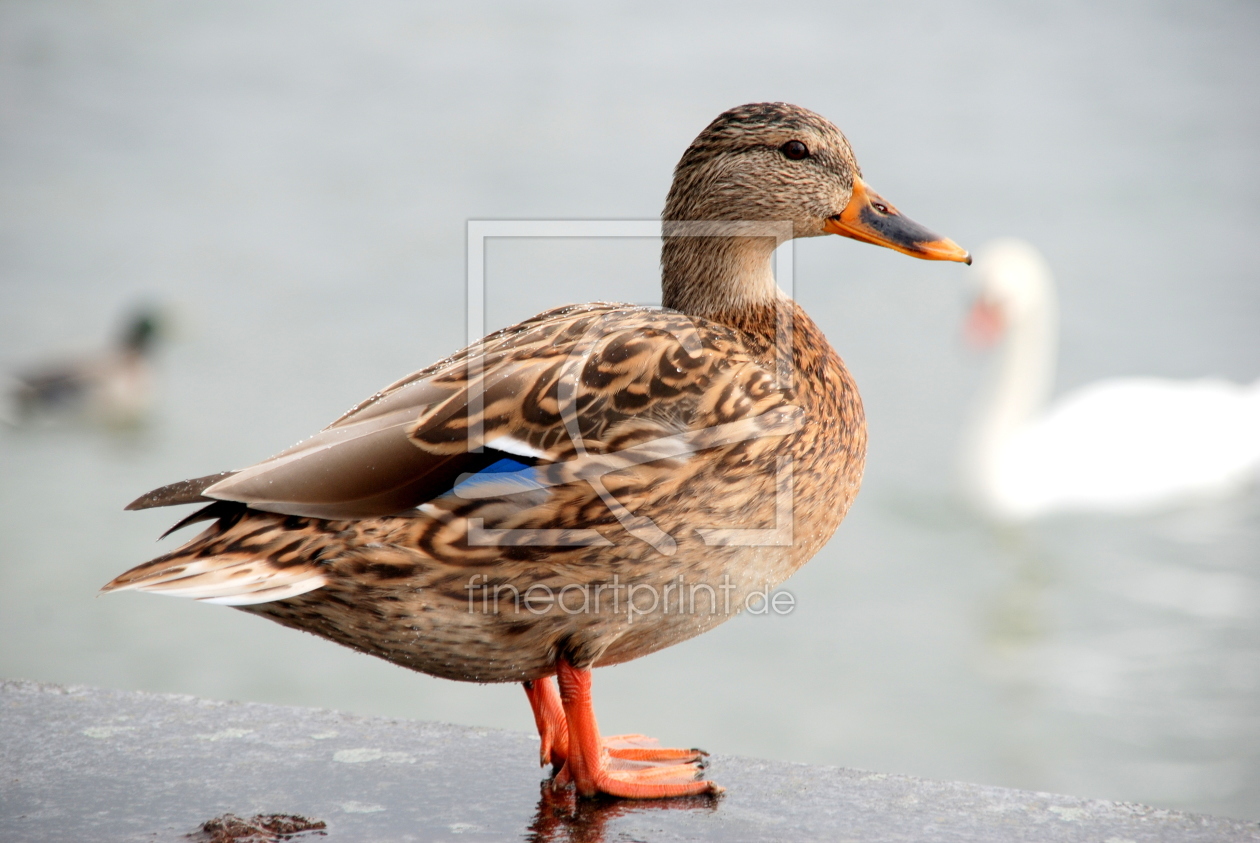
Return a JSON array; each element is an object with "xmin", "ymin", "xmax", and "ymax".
[
  {"xmin": 962, "ymin": 238, "xmax": 1260, "ymax": 520},
  {"xmin": 103, "ymin": 103, "xmax": 969, "ymax": 798},
  {"xmin": 6, "ymin": 309, "xmax": 161, "ymax": 427}
]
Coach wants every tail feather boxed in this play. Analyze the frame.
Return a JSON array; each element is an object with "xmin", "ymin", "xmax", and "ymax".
[
  {"xmin": 103, "ymin": 553, "xmax": 327, "ymax": 606},
  {"xmin": 159, "ymin": 499, "xmax": 245, "ymax": 539},
  {"xmin": 102, "ymin": 512, "xmax": 329, "ymax": 607}
]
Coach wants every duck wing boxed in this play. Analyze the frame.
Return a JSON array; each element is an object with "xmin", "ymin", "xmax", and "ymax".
[{"xmin": 128, "ymin": 302, "xmax": 794, "ymax": 522}]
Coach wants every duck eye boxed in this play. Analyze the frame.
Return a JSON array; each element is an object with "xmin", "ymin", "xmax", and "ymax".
[{"xmin": 780, "ymin": 140, "xmax": 809, "ymax": 160}]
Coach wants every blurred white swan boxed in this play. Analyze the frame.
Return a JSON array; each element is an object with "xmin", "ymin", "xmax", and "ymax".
[{"xmin": 963, "ymin": 239, "xmax": 1260, "ymax": 519}]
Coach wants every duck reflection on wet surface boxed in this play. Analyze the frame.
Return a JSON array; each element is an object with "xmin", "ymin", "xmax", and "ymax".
[{"xmin": 526, "ymin": 782, "xmax": 719, "ymax": 843}]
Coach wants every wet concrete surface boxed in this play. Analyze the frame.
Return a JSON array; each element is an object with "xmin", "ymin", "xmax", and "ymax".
[{"xmin": 2, "ymin": 679, "xmax": 1256, "ymax": 842}]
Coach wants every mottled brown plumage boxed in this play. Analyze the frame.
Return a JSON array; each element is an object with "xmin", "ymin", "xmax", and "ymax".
[{"xmin": 104, "ymin": 102, "xmax": 968, "ymax": 797}]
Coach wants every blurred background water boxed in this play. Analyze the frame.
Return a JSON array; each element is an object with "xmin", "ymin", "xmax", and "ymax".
[{"xmin": 1, "ymin": 0, "xmax": 1258, "ymax": 821}]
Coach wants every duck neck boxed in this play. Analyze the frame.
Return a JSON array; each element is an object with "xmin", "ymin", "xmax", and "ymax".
[
  {"xmin": 661, "ymin": 234, "xmax": 784, "ymax": 322},
  {"xmin": 967, "ymin": 286, "xmax": 1058, "ymax": 489}
]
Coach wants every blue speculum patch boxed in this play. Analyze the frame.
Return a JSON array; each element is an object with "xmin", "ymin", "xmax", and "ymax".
[
  {"xmin": 450, "ymin": 456, "xmax": 541, "ymax": 500},
  {"xmin": 478, "ymin": 457, "xmax": 533, "ymax": 475}
]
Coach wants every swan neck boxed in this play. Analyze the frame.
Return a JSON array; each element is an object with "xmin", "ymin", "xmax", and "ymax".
[{"xmin": 967, "ymin": 287, "xmax": 1058, "ymax": 491}]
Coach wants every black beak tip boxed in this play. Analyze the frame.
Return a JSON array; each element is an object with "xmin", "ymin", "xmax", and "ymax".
[{"xmin": 964, "ymin": 253, "xmax": 973, "ymax": 266}]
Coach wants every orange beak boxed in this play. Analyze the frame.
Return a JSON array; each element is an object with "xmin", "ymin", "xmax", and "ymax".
[{"xmin": 823, "ymin": 177, "xmax": 971, "ymax": 264}]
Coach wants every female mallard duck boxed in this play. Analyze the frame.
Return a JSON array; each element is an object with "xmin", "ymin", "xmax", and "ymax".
[{"xmin": 104, "ymin": 103, "xmax": 969, "ymax": 798}]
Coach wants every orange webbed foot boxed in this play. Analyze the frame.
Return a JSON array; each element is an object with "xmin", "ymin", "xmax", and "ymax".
[
  {"xmin": 524, "ymin": 683, "xmax": 709, "ymax": 774},
  {"xmin": 604, "ymin": 734, "xmax": 708, "ymax": 766},
  {"xmin": 546, "ymin": 659, "xmax": 723, "ymax": 799}
]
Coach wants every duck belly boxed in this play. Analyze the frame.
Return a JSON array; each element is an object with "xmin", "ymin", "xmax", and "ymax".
[{"xmin": 241, "ymin": 525, "xmax": 803, "ymax": 684}]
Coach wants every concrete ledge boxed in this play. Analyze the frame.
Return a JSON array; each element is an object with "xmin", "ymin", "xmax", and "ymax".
[{"xmin": 1, "ymin": 679, "xmax": 1255, "ymax": 842}]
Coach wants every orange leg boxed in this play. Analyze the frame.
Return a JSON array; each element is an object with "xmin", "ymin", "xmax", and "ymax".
[
  {"xmin": 523, "ymin": 677, "xmax": 705, "ymax": 771},
  {"xmin": 523, "ymin": 677, "xmax": 570, "ymax": 768},
  {"xmin": 551, "ymin": 658, "xmax": 723, "ymax": 799}
]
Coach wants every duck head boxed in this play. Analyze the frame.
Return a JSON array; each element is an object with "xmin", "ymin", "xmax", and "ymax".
[
  {"xmin": 662, "ymin": 102, "xmax": 969, "ymax": 315},
  {"xmin": 121, "ymin": 309, "xmax": 161, "ymax": 355}
]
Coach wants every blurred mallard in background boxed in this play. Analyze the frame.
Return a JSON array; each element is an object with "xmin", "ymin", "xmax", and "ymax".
[
  {"xmin": 104, "ymin": 103, "xmax": 969, "ymax": 798},
  {"xmin": 963, "ymin": 238, "xmax": 1260, "ymax": 519},
  {"xmin": 6, "ymin": 309, "xmax": 161, "ymax": 427}
]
